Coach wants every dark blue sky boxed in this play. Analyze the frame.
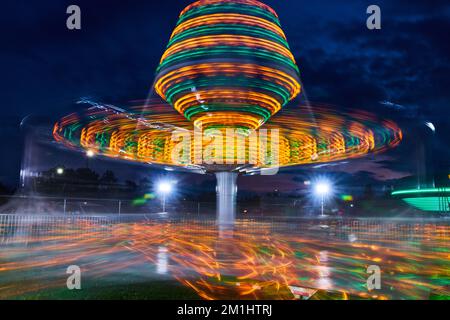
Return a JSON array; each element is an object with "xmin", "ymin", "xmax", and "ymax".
[{"xmin": 1, "ymin": 0, "xmax": 449, "ymax": 189}]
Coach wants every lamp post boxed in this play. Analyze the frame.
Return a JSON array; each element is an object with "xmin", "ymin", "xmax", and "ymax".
[
  {"xmin": 314, "ymin": 181, "xmax": 331, "ymax": 217},
  {"xmin": 158, "ymin": 181, "xmax": 172, "ymax": 213},
  {"xmin": 86, "ymin": 150, "xmax": 95, "ymax": 168}
]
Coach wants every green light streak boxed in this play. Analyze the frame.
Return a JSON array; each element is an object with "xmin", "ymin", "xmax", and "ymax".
[
  {"xmin": 157, "ymin": 46, "xmax": 299, "ymax": 74},
  {"xmin": 391, "ymin": 188, "xmax": 450, "ymax": 196},
  {"xmin": 165, "ymin": 76, "xmax": 291, "ymax": 107},
  {"xmin": 168, "ymin": 24, "xmax": 289, "ymax": 48},
  {"xmin": 184, "ymin": 104, "xmax": 272, "ymax": 121},
  {"xmin": 403, "ymin": 197, "xmax": 449, "ymax": 212}
]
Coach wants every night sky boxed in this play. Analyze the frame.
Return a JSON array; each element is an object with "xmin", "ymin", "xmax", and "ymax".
[{"xmin": 1, "ymin": 0, "xmax": 449, "ymax": 192}]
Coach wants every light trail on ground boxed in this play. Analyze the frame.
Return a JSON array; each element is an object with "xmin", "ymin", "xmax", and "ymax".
[{"xmin": 0, "ymin": 219, "xmax": 447, "ymax": 299}]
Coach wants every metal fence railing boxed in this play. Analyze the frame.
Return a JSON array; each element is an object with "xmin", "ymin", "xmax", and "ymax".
[
  {"xmin": 0, "ymin": 212, "xmax": 448, "ymax": 245},
  {"xmin": 0, "ymin": 194, "xmax": 292, "ymax": 216},
  {"xmin": 0, "ymin": 194, "xmax": 447, "ymax": 217}
]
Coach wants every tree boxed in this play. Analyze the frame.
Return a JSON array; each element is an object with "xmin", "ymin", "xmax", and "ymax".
[
  {"xmin": 75, "ymin": 168, "xmax": 99, "ymax": 183},
  {"xmin": 0, "ymin": 182, "xmax": 10, "ymax": 195},
  {"xmin": 100, "ymin": 170, "xmax": 118, "ymax": 185},
  {"xmin": 125, "ymin": 180, "xmax": 137, "ymax": 191}
]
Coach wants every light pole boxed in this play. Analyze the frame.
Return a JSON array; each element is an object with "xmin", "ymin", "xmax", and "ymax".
[
  {"xmin": 321, "ymin": 193, "xmax": 324, "ymax": 216},
  {"xmin": 314, "ymin": 181, "xmax": 331, "ymax": 217},
  {"xmin": 86, "ymin": 150, "xmax": 95, "ymax": 168},
  {"xmin": 158, "ymin": 181, "xmax": 172, "ymax": 213}
]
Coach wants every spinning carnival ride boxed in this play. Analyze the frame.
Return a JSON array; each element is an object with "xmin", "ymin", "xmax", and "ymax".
[{"xmin": 53, "ymin": 0, "xmax": 402, "ymax": 222}]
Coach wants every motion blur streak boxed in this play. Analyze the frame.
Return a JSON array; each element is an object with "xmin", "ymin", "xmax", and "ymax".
[
  {"xmin": 53, "ymin": 101, "xmax": 402, "ymax": 169},
  {"xmin": 0, "ymin": 218, "xmax": 447, "ymax": 300}
]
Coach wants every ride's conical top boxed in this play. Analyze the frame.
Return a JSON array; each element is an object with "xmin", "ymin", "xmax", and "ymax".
[{"xmin": 154, "ymin": 0, "xmax": 301, "ymax": 134}]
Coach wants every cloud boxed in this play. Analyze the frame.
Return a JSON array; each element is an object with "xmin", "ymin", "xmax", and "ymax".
[{"xmin": 325, "ymin": 155, "xmax": 412, "ymax": 181}]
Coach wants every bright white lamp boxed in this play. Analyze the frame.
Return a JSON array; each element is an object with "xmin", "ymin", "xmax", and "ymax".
[
  {"xmin": 158, "ymin": 181, "xmax": 172, "ymax": 194},
  {"xmin": 157, "ymin": 181, "xmax": 173, "ymax": 213},
  {"xmin": 314, "ymin": 180, "xmax": 332, "ymax": 217}
]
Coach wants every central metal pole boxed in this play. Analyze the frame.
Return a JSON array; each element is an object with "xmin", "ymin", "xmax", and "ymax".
[
  {"xmin": 162, "ymin": 194, "xmax": 166, "ymax": 213},
  {"xmin": 215, "ymin": 172, "xmax": 238, "ymax": 225},
  {"xmin": 321, "ymin": 194, "xmax": 324, "ymax": 217}
]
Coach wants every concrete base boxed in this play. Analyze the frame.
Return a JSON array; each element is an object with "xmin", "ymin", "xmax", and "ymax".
[{"xmin": 215, "ymin": 172, "xmax": 238, "ymax": 226}]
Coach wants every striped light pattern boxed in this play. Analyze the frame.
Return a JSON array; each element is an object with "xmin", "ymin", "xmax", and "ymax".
[
  {"xmin": 154, "ymin": 0, "xmax": 301, "ymax": 134},
  {"xmin": 391, "ymin": 188, "xmax": 450, "ymax": 212},
  {"xmin": 53, "ymin": 101, "xmax": 402, "ymax": 171}
]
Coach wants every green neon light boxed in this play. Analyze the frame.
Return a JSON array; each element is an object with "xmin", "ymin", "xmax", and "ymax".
[
  {"xmin": 184, "ymin": 104, "xmax": 272, "ymax": 121},
  {"xmin": 165, "ymin": 77, "xmax": 291, "ymax": 107},
  {"xmin": 341, "ymin": 195, "xmax": 353, "ymax": 201},
  {"xmin": 391, "ymin": 188, "xmax": 450, "ymax": 196},
  {"xmin": 157, "ymin": 47, "xmax": 298, "ymax": 74},
  {"xmin": 403, "ymin": 197, "xmax": 449, "ymax": 212},
  {"xmin": 168, "ymin": 24, "xmax": 289, "ymax": 48}
]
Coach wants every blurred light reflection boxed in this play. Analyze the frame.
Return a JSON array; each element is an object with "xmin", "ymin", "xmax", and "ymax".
[{"xmin": 0, "ymin": 218, "xmax": 448, "ymax": 300}]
